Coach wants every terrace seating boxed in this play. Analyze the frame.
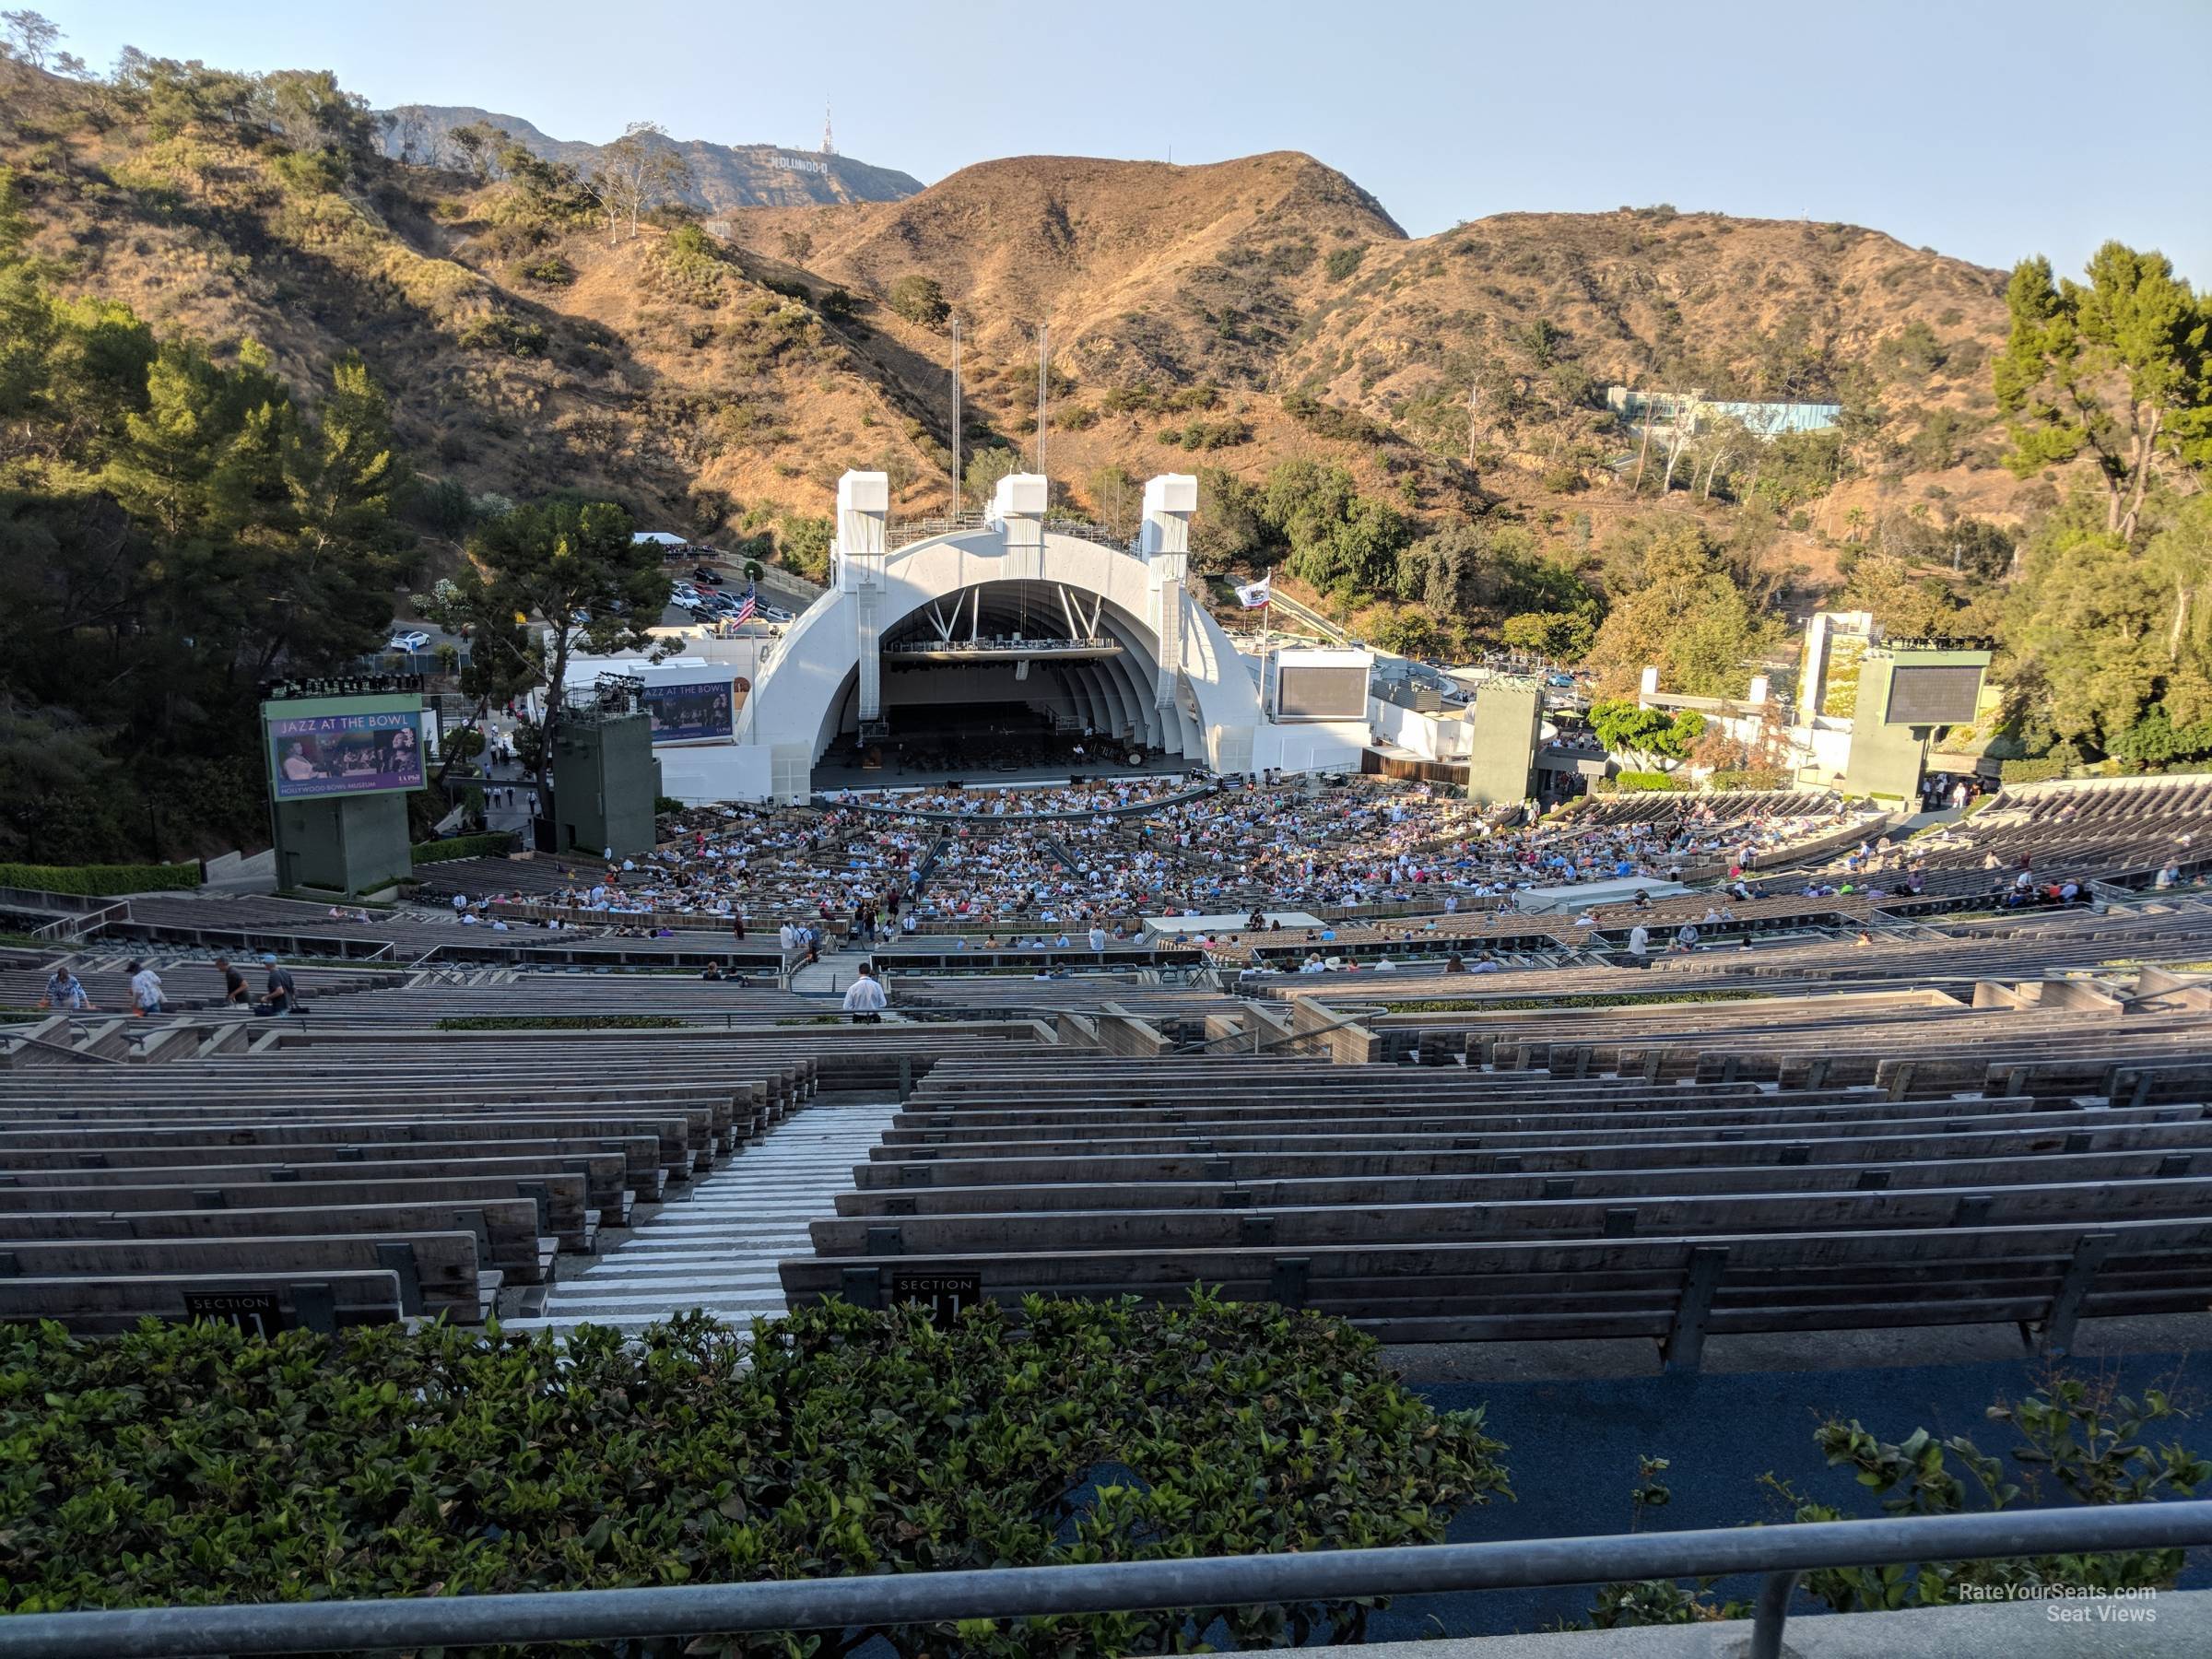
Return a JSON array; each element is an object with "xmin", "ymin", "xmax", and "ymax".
[
  {"xmin": 13, "ymin": 771, "xmax": 2212, "ymax": 1358},
  {"xmin": 781, "ymin": 1041, "xmax": 2212, "ymax": 1360}
]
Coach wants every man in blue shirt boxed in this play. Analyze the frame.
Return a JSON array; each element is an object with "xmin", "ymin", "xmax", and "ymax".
[{"xmin": 39, "ymin": 966, "xmax": 93, "ymax": 1011}]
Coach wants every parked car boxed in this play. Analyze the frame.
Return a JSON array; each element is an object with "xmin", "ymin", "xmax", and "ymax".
[
  {"xmin": 386, "ymin": 629, "xmax": 430, "ymax": 653},
  {"xmin": 1547, "ymin": 672, "xmax": 1576, "ymax": 688},
  {"xmin": 758, "ymin": 604, "xmax": 794, "ymax": 623},
  {"xmin": 670, "ymin": 583, "xmax": 700, "ymax": 606},
  {"xmin": 691, "ymin": 565, "xmax": 724, "ymax": 585}
]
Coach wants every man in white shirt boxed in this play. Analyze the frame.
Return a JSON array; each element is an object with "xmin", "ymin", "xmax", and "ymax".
[
  {"xmin": 1627, "ymin": 923, "xmax": 1650, "ymax": 966},
  {"xmin": 842, "ymin": 964, "xmax": 888, "ymax": 1022},
  {"xmin": 778, "ymin": 922, "xmax": 797, "ymax": 952},
  {"xmin": 1088, "ymin": 924, "xmax": 1108, "ymax": 952},
  {"xmin": 127, "ymin": 960, "xmax": 164, "ymax": 1016}
]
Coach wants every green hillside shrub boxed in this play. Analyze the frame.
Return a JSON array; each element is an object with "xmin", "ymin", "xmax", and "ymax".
[
  {"xmin": 1, "ymin": 1294, "xmax": 1511, "ymax": 1651},
  {"xmin": 409, "ymin": 832, "xmax": 518, "ymax": 864},
  {"xmin": 436, "ymin": 1014, "xmax": 686, "ymax": 1030},
  {"xmin": 0, "ymin": 862, "xmax": 201, "ymax": 896}
]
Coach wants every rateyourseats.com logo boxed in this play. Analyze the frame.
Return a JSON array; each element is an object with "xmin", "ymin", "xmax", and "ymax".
[{"xmin": 1952, "ymin": 1583, "xmax": 2160, "ymax": 1624}]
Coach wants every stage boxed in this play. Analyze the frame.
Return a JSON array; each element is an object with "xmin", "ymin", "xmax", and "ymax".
[
  {"xmin": 809, "ymin": 760, "xmax": 1195, "ymax": 794},
  {"xmin": 1512, "ymin": 876, "xmax": 1693, "ymax": 914}
]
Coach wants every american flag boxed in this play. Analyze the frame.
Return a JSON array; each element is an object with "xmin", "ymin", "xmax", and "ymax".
[{"xmin": 730, "ymin": 584, "xmax": 758, "ymax": 625}]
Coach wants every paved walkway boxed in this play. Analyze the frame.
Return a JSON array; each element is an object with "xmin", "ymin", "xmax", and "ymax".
[
  {"xmin": 506, "ymin": 1098, "xmax": 897, "ymax": 1334},
  {"xmin": 788, "ymin": 947, "xmax": 878, "ymax": 996}
]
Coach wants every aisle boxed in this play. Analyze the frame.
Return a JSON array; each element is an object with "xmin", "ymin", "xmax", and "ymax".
[{"xmin": 506, "ymin": 1100, "xmax": 898, "ymax": 1333}]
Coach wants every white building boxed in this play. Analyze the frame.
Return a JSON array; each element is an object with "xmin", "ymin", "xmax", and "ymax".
[{"xmin": 600, "ymin": 471, "xmax": 1370, "ymax": 804}]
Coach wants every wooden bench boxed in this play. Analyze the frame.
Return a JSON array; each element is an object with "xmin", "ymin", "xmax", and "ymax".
[{"xmin": 0, "ymin": 1268, "xmax": 408, "ymax": 1336}]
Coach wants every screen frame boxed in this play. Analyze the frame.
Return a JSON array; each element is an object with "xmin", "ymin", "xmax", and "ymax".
[
  {"xmin": 261, "ymin": 693, "xmax": 429, "ymax": 802},
  {"xmin": 641, "ymin": 677, "xmax": 742, "ymax": 745},
  {"xmin": 1882, "ymin": 663, "xmax": 1985, "ymax": 727}
]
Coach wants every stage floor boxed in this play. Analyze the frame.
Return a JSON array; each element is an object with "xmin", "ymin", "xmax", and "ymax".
[{"xmin": 810, "ymin": 760, "xmax": 1191, "ymax": 793}]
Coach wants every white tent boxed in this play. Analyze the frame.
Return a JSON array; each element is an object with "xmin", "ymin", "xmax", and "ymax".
[{"xmin": 632, "ymin": 531, "xmax": 688, "ymax": 547}]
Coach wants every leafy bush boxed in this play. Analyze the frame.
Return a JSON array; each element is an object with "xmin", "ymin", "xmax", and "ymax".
[
  {"xmin": 1280, "ymin": 389, "xmax": 1387, "ymax": 444},
  {"xmin": 1324, "ymin": 245, "xmax": 1367, "ymax": 282},
  {"xmin": 1157, "ymin": 418, "xmax": 1253, "ymax": 451},
  {"xmin": 779, "ymin": 513, "xmax": 834, "ymax": 582},
  {"xmin": 1499, "ymin": 610, "xmax": 1595, "ymax": 660},
  {"xmin": 1590, "ymin": 701, "xmax": 1705, "ymax": 762},
  {"xmin": 1609, "ymin": 771, "xmax": 1684, "ymax": 793},
  {"xmin": 887, "ymin": 274, "xmax": 948, "ymax": 327},
  {"xmin": 0, "ymin": 862, "xmax": 201, "ymax": 896},
  {"xmin": 1598, "ymin": 1373, "xmax": 2208, "ymax": 1625},
  {"xmin": 1383, "ymin": 990, "xmax": 1768, "ymax": 1014},
  {"xmin": 1998, "ymin": 757, "xmax": 2073, "ymax": 783},
  {"xmin": 267, "ymin": 147, "xmax": 346, "ymax": 195},
  {"xmin": 436, "ymin": 1014, "xmax": 688, "ymax": 1030},
  {"xmin": 512, "ymin": 254, "xmax": 575, "ymax": 287},
  {"xmin": 409, "ymin": 831, "xmax": 518, "ymax": 865},
  {"xmin": 455, "ymin": 312, "xmax": 547, "ymax": 357},
  {"xmin": 0, "ymin": 1294, "xmax": 1511, "ymax": 1652},
  {"xmin": 1100, "ymin": 382, "xmax": 1218, "ymax": 418}
]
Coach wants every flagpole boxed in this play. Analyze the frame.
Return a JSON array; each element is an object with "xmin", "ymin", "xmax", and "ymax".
[{"xmin": 1261, "ymin": 594, "xmax": 1271, "ymax": 717}]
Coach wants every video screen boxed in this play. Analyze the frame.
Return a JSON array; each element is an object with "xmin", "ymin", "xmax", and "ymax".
[
  {"xmin": 1885, "ymin": 665, "xmax": 1983, "ymax": 726},
  {"xmin": 267, "ymin": 710, "xmax": 427, "ymax": 799},
  {"xmin": 642, "ymin": 678, "xmax": 739, "ymax": 742},
  {"xmin": 1276, "ymin": 665, "xmax": 1371, "ymax": 722}
]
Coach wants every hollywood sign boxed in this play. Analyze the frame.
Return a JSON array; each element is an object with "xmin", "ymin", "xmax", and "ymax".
[{"xmin": 780, "ymin": 155, "xmax": 830, "ymax": 177}]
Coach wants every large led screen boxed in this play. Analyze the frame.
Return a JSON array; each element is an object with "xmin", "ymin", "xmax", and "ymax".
[
  {"xmin": 1275, "ymin": 665, "xmax": 1371, "ymax": 722},
  {"xmin": 642, "ymin": 678, "xmax": 739, "ymax": 743},
  {"xmin": 266, "ymin": 709, "xmax": 427, "ymax": 799},
  {"xmin": 1885, "ymin": 665, "xmax": 1983, "ymax": 726}
]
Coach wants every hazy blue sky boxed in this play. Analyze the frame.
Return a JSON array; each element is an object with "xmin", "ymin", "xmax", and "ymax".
[{"xmin": 38, "ymin": 0, "xmax": 2212, "ymax": 283}]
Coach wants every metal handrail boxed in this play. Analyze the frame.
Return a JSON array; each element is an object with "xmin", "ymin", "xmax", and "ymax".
[{"xmin": 2, "ymin": 1500, "xmax": 2206, "ymax": 1658}]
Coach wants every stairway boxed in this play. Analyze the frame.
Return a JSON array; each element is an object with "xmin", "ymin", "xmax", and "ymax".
[{"xmin": 504, "ymin": 1099, "xmax": 898, "ymax": 1334}]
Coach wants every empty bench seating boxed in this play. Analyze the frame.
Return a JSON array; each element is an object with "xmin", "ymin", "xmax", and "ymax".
[{"xmin": 780, "ymin": 1051, "xmax": 2212, "ymax": 1363}]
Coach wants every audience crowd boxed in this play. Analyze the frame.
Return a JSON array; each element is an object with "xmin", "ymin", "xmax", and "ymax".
[{"xmin": 424, "ymin": 780, "xmax": 1878, "ymax": 938}]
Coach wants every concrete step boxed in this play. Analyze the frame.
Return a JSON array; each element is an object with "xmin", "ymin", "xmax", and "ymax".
[{"xmin": 526, "ymin": 1099, "xmax": 897, "ymax": 1333}]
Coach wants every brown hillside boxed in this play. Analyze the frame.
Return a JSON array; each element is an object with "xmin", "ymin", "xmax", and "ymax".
[
  {"xmin": 3, "ymin": 65, "xmax": 2051, "ymax": 582},
  {"xmin": 740, "ymin": 151, "xmax": 1406, "ymax": 383}
]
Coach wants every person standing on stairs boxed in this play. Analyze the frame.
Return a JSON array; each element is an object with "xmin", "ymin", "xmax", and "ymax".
[{"xmin": 841, "ymin": 962, "xmax": 887, "ymax": 1023}]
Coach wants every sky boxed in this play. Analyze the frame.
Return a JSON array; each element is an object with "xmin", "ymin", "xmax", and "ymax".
[{"xmin": 36, "ymin": 0, "xmax": 2212, "ymax": 284}]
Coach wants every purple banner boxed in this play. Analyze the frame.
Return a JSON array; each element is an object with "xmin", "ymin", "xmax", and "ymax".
[{"xmin": 268, "ymin": 711, "xmax": 427, "ymax": 799}]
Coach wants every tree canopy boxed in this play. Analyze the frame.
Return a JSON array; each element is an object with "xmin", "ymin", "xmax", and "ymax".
[
  {"xmin": 1584, "ymin": 521, "xmax": 1780, "ymax": 698},
  {"xmin": 1994, "ymin": 242, "xmax": 2211, "ymax": 544},
  {"xmin": 0, "ymin": 161, "xmax": 421, "ymax": 858},
  {"xmin": 417, "ymin": 500, "xmax": 669, "ymax": 822}
]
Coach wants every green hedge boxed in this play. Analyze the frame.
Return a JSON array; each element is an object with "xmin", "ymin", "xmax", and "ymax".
[
  {"xmin": 1998, "ymin": 758, "xmax": 2072, "ymax": 784},
  {"xmin": 409, "ymin": 831, "xmax": 519, "ymax": 865},
  {"xmin": 1608, "ymin": 771, "xmax": 1683, "ymax": 794},
  {"xmin": 1, "ymin": 1294, "xmax": 1511, "ymax": 1650},
  {"xmin": 435, "ymin": 1014, "xmax": 687, "ymax": 1031},
  {"xmin": 1383, "ymin": 989, "xmax": 1771, "ymax": 1014},
  {"xmin": 0, "ymin": 862, "xmax": 200, "ymax": 896},
  {"xmin": 1705, "ymin": 769, "xmax": 1786, "ymax": 793}
]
